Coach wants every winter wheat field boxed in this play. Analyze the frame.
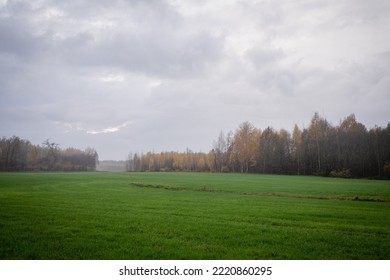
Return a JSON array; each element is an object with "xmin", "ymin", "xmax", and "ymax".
[{"xmin": 0, "ymin": 172, "xmax": 389, "ymax": 260}]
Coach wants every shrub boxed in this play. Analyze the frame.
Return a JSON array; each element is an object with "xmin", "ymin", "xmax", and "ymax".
[
  {"xmin": 384, "ymin": 162, "xmax": 390, "ymax": 179},
  {"xmin": 221, "ymin": 166, "xmax": 230, "ymax": 173},
  {"xmin": 330, "ymin": 168, "xmax": 352, "ymax": 178}
]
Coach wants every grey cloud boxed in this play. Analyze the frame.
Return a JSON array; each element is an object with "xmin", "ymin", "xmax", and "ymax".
[
  {"xmin": 20, "ymin": 0, "xmax": 226, "ymax": 78},
  {"xmin": 1, "ymin": 0, "xmax": 389, "ymax": 160},
  {"xmin": 49, "ymin": 0, "xmax": 175, "ymax": 19},
  {"xmin": 238, "ymin": 0, "xmax": 283, "ymax": 29},
  {"xmin": 339, "ymin": 0, "xmax": 390, "ymax": 23},
  {"xmin": 63, "ymin": 27, "xmax": 224, "ymax": 79},
  {"xmin": 245, "ymin": 47, "xmax": 284, "ymax": 68},
  {"xmin": 243, "ymin": 47, "xmax": 297, "ymax": 95},
  {"xmin": 0, "ymin": 16, "xmax": 46, "ymax": 59}
]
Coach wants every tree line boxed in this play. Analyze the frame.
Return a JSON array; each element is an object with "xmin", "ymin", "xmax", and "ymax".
[
  {"xmin": 127, "ymin": 113, "xmax": 390, "ymax": 179},
  {"xmin": 0, "ymin": 137, "xmax": 99, "ymax": 171},
  {"xmin": 127, "ymin": 150, "xmax": 209, "ymax": 173}
]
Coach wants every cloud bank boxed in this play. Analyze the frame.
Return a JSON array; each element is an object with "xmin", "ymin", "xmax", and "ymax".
[{"xmin": 1, "ymin": 0, "xmax": 389, "ymax": 159}]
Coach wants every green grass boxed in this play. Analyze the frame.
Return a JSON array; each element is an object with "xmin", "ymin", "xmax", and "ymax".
[{"xmin": 0, "ymin": 172, "xmax": 389, "ymax": 259}]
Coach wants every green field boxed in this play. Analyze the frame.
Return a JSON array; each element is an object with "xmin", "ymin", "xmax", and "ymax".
[{"xmin": 0, "ymin": 172, "xmax": 389, "ymax": 260}]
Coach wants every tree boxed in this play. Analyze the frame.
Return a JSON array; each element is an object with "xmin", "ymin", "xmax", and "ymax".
[
  {"xmin": 0, "ymin": 136, "xmax": 30, "ymax": 171},
  {"xmin": 337, "ymin": 114, "xmax": 368, "ymax": 177},
  {"xmin": 292, "ymin": 124, "xmax": 303, "ymax": 175},
  {"xmin": 259, "ymin": 127, "xmax": 279, "ymax": 174},
  {"xmin": 278, "ymin": 129, "xmax": 293, "ymax": 174},
  {"xmin": 84, "ymin": 147, "xmax": 99, "ymax": 171},
  {"xmin": 367, "ymin": 125, "xmax": 389, "ymax": 178},
  {"xmin": 232, "ymin": 122, "xmax": 260, "ymax": 173},
  {"xmin": 42, "ymin": 139, "xmax": 59, "ymax": 170},
  {"xmin": 305, "ymin": 113, "xmax": 331, "ymax": 175},
  {"xmin": 210, "ymin": 131, "xmax": 230, "ymax": 172}
]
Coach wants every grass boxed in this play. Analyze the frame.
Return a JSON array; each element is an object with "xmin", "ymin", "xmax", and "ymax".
[{"xmin": 0, "ymin": 172, "xmax": 389, "ymax": 260}]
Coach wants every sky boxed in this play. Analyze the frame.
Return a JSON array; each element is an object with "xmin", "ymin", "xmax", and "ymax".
[{"xmin": 1, "ymin": 0, "xmax": 389, "ymax": 160}]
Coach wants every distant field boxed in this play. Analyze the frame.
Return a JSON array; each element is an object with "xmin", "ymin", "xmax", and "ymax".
[{"xmin": 0, "ymin": 172, "xmax": 389, "ymax": 260}]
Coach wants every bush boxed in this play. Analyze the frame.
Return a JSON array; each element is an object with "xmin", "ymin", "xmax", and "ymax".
[
  {"xmin": 329, "ymin": 168, "xmax": 352, "ymax": 178},
  {"xmin": 221, "ymin": 166, "xmax": 230, "ymax": 173},
  {"xmin": 384, "ymin": 162, "xmax": 390, "ymax": 179}
]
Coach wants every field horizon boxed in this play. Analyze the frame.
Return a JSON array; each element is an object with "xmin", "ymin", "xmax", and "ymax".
[{"xmin": 0, "ymin": 172, "xmax": 389, "ymax": 260}]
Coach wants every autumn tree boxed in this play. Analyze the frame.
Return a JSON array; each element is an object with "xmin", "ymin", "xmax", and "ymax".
[{"xmin": 232, "ymin": 122, "xmax": 260, "ymax": 173}]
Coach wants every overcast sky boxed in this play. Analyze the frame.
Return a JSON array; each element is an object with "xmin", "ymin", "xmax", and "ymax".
[{"xmin": 1, "ymin": 0, "xmax": 389, "ymax": 160}]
